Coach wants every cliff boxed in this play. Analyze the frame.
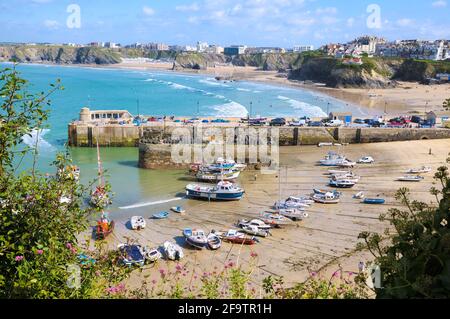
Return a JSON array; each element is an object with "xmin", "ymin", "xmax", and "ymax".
[{"xmin": 0, "ymin": 45, "xmax": 122, "ymax": 64}]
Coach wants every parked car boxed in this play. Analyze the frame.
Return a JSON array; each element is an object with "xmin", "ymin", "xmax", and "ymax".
[
  {"xmin": 411, "ymin": 116, "xmax": 422, "ymax": 124},
  {"xmin": 308, "ymin": 121, "xmax": 323, "ymax": 127},
  {"xmin": 270, "ymin": 118, "xmax": 287, "ymax": 126},
  {"xmin": 324, "ymin": 119, "xmax": 343, "ymax": 127},
  {"xmin": 354, "ymin": 119, "xmax": 366, "ymax": 124},
  {"xmin": 211, "ymin": 118, "xmax": 230, "ymax": 123},
  {"xmin": 289, "ymin": 119, "xmax": 307, "ymax": 127}
]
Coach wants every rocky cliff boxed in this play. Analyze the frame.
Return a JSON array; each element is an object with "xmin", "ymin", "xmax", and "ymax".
[{"xmin": 0, "ymin": 45, "xmax": 122, "ymax": 64}]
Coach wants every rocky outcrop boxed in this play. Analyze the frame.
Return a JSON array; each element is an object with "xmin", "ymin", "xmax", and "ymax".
[
  {"xmin": 0, "ymin": 45, "xmax": 122, "ymax": 65},
  {"xmin": 172, "ymin": 53, "xmax": 227, "ymax": 70}
]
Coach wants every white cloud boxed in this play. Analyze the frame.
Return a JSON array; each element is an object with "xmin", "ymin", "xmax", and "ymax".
[
  {"xmin": 396, "ymin": 18, "xmax": 414, "ymax": 27},
  {"xmin": 142, "ymin": 6, "xmax": 155, "ymax": 16},
  {"xmin": 432, "ymin": 0, "xmax": 447, "ymax": 7},
  {"xmin": 43, "ymin": 19, "xmax": 60, "ymax": 29},
  {"xmin": 175, "ymin": 3, "xmax": 200, "ymax": 12}
]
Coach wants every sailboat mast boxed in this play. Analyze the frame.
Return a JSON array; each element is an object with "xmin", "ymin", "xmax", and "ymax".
[{"xmin": 96, "ymin": 131, "xmax": 103, "ymax": 187}]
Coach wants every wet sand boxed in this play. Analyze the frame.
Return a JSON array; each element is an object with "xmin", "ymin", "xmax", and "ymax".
[{"xmin": 81, "ymin": 139, "xmax": 450, "ymax": 291}]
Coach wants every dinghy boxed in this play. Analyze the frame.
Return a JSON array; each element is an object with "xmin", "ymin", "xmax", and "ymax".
[
  {"xmin": 278, "ymin": 209, "xmax": 309, "ymax": 221},
  {"xmin": 118, "ymin": 244, "xmax": 146, "ymax": 267},
  {"xmin": 144, "ymin": 248, "xmax": 162, "ymax": 263},
  {"xmin": 162, "ymin": 241, "xmax": 184, "ymax": 261},
  {"xmin": 287, "ymin": 196, "xmax": 315, "ymax": 205},
  {"xmin": 95, "ymin": 213, "xmax": 115, "ymax": 240},
  {"xmin": 329, "ymin": 179, "xmax": 356, "ymax": 188},
  {"xmin": 259, "ymin": 213, "xmax": 293, "ymax": 227},
  {"xmin": 313, "ymin": 189, "xmax": 342, "ymax": 197},
  {"xmin": 337, "ymin": 160, "xmax": 357, "ymax": 168},
  {"xmin": 171, "ymin": 206, "xmax": 186, "ymax": 214},
  {"xmin": 186, "ymin": 181, "xmax": 245, "ymax": 201},
  {"xmin": 130, "ymin": 216, "xmax": 146, "ymax": 230},
  {"xmin": 397, "ymin": 175, "xmax": 425, "ymax": 182},
  {"xmin": 207, "ymin": 232, "xmax": 222, "ymax": 250},
  {"xmin": 358, "ymin": 156, "xmax": 375, "ymax": 164},
  {"xmin": 183, "ymin": 228, "xmax": 208, "ymax": 249},
  {"xmin": 353, "ymin": 192, "xmax": 365, "ymax": 200},
  {"xmin": 363, "ymin": 198, "xmax": 386, "ymax": 205},
  {"xmin": 406, "ymin": 166, "xmax": 432, "ymax": 174},
  {"xmin": 153, "ymin": 211, "xmax": 169, "ymax": 219},
  {"xmin": 241, "ymin": 225, "xmax": 271, "ymax": 237}
]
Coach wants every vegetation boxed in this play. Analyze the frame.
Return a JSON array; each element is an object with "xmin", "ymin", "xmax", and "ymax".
[
  {"xmin": 358, "ymin": 154, "xmax": 450, "ymax": 298},
  {"xmin": 0, "ymin": 66, "xmax": 128, "ymax": 298}
]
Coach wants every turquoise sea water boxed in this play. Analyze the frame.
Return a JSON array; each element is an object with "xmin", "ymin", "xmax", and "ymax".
[{"xmin": 1, "ymin": 62, "xmax": 363, "ymax": 218}]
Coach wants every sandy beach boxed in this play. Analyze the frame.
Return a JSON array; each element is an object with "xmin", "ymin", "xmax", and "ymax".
[
  {"xmin": 105, "ymin": 61, "xmax": 450, "ymax": 118},
  {"xmin": 81, "ymin": 138, "xmax": 450, "ymax": 292}
]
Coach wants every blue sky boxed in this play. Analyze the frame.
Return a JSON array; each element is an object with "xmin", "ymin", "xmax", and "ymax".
[{"xmin": 0, "ymin": 0, "xmax": 449, "ymax": 47}]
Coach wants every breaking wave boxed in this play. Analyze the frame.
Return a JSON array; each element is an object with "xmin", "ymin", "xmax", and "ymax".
[
  {"xmin": 277, "ymin": 96, "xmax": 327, "ymax": 117},
  {"xmin": 21, "ymin": 129, "xmax": 55, "ymax": 151},
  {"xmin": 199, "ymin": 78, "xmax": 230, "ymax": 87},
  {"xmin": 212, "ymin": 102, "xmax": 249, "ymax": 118}
]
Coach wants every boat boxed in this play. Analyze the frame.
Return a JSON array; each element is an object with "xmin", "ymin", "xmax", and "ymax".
[
  {"xmin": 318, "ymin": 142, "xmax": 334, "ymax": 147},
  {"xmin": 207, "ymin": 232, "xmax": 222, "ymax": 250},
  {"xmin": 196, "ymin": 169, "xmax": 241, "ymax": 182},
  {"xmin": 319, "ymin": 152, "xmax": 347, "ymax": 166},
  {"xmin": 153, "ymin": 211, "xmax": 169, "ymax": 219},
  {"xmin": 215, "ymin": 157, "xmax": 247, "ymax": 171},
  {"xmin": 259, "ymin": 213, "xmax": 293, "ymax": 227},
  {"xmin": 358, "ymin": 156, "xmax": 375, "ymax": 164},
  {"xmin": 329, "ymin": 179, "xmax": 356, "ymax": 188},
  {"xmin": 237, "ymin": 219, "xmax": 272, "ymax": 230},
  {"xmin": 162, "ymin": 241, "xmax": 184, "ymax": 261},
  {"xmin": 287, "ymin": 196, "xmax": 315, "ymax": 205},
  {"xmin": 118, "ymin": 244, "xmax": 146, "ymax": 267},
  {"xmin": 313, "ymin": 193, "xmax": 341, "ymax": 204},
  {"xmin": 328, "ymin": 169, "xmax": 351, "ymax": 175},
  {"xmin": 171, "ymin": 206, "xmax": 186, "ymax": 214},
  {"xmin": 186, "ymin": 181, "xmax": 245, "ymax": 201},
  {"xmin": 278, "ymin": 209, "xmax": 309, "ymax": 221},
  {"xmin": 95, "ymin": 213, "xmax": 115, "ymax": 240},
  {"xmin": 183, "ymin": 228, "xmax": 208, "ymax": 249},
  {"xmin": 353, "ymin": 192, "xmax": 365, "ymax": 199},
  {"xmin": 274, "ymin": 200, "xmax": 309, "ymax": 210},
  {"xmin": 397, "ymin": 175, "xmax": 425, "ymax": 182},
  {"xmin": 331, "ymin": 175, "xmax": 360, "ymax": 183},
  {"xmin": 130, "ymin": 216, "xmax": 146, "ymax": 230},
  {"xmin": 336, "ymin": 160, "xmax": 357, "ymax": 168},
  {"xmin": 241, "ymin": 224, "xmax": 271, "ymax": 237},
  {"xmin": 219, "ymin": 230, "xmax": 259, "ymax": 245},
  {"xmin": 144, "ymin": 248, "xmax": 162, "ymax": 263},
  {"xmin": 406, "ymin": 166, "xmax": 432, "ymax": 174},
  {"xmin": 363, "ymin": 198, "xmax": 386, "ymax": 205},
  {"xmin": 313, "ymin": 189, "xmax": 341, "ymax": 197}
]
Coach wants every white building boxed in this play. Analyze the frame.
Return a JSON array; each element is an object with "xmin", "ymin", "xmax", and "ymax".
[
  {"xmin": 293, "ymin": 45, "xmax": 314, "ymax": 53},
  {"xmin": 205, "ymin": 45, "xmax": 224, "ymax": 54},
  {"xmin": 104, "ymin": 42, "xmax": 120, "ymax": 49},
  {"xmin": 148, "ymin": 43, "xmax": 169, "ymax": 51},
  {"xmin": 196, "ymin": 41, "xmax": 209, "ymax": 52}
]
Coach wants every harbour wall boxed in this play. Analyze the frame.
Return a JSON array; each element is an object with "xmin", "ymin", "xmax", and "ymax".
[{"xmin": 68, "ymin": 123, "xmax": 450, "ymax": 148}]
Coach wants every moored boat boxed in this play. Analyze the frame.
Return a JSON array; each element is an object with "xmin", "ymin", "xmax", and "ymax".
[
  {"xmin": 259, "ymin": 213, "xmax": 293, "ymax": 227},
  {"xmin": 153, "ymin": 211, "xmax": 169, "ymax": 219},
  {"xmin": 219, "ymin": 230, "xmax": 259, "ymax": 245},
  {"xmin": 183, "ymin": 228, "xmax": 208, "ymax": 249},
  {"xmin": 118, "ymin": 244, "xmax": 146, "ymax": 267},
  {"xmin": 144, "ymin": 248, "xmax": 162, "ymax": 263},
  {"xmin": 278, "ymin": 209, "xmax": 309, "ymax": 221},
  {"xmin": 163, "ymin": 241, "xmax": 184, "ymax": 261},
  {"xmin": 406, "ymin": 166, "xmax": 432, "ymax": 174},
  {"xmin": 313, "ymin": 193, "xmax": 340, "ymax": 204},
  {"xmin": 207, "ymin": 232, "xmax": 222, "ymax": 250},
  {"xmin": 186, "ymin": 181, "xmax": 245, "ymax": 201},
  {"xmin": 196, "ymin": 169, "xmax": 240, "ymax": 182},
  {"xmin": 397, "ymin": 175, "xmax": 425, "ymax": 182},
  {"xmin": 329, "ymin": 179, "xmax": 356, "ymax": 188},
  {"xmin": 130, "ymin": 216, "xmax": 146, "ymax": 230},
  {"xmin": 363, "ymin": 198, "xmax": 386, "ymax": 205},
  {"xmin": 171, "ymin": 206, "xmax": 186, "ymax": 214},
  {"xmin": 241, "ymin": 224, "xmax": 271, "ymax": 237},
  {"xmin": 353, "ymin": 192, "xmax": 365, "ymax": 200},
  {"xmin": 95, "ymin": 213, "xmax": 115, "ymax": 240}
]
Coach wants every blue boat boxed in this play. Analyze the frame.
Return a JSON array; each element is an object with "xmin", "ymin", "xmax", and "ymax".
[
  {"xmin": 363, "ymin": 198, "xmax": 385, "ymax": 205},
  {"xmin": 186, "ymin": 181, "xmax": 245, "ymax": 201},
  {"xmin": 153, "ymin": 211, "xmax": 169, "ymax": 219}
]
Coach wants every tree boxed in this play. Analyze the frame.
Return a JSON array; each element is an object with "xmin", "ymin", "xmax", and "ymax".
[
  {"xmin": 444, "ymin": 98, "xmax": 450, "ymax": 111},
  {"xmin": 358, "ymin": 154, "xmax": 450, "ymax": 298},
  {"xmin": 0, "ymin": 66, "xmax": 129, "ymax": 298}
]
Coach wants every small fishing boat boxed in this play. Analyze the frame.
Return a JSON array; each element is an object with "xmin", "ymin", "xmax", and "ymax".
[
  {"xmin": 337, "ymin": 160, "xmax": 357, "ymax": 168},
  {"xmin": 259, "ymin": 213, "xmax": 293, "ymax": 227},
  {"xmin": 171, "ymin": 206, "xmax": 186, "ymax": 214},
  {"xmin": 313, "ymin": 189, "xmax": 342, "ymax": 197},
  {"xmin": 237, "ymin": 219, "xmax": 272, "ymax": 230},
  {"xmin": 95, "ymin": 213, "xmax": 115, "ymax": 240},
  {"xmin": 274, "ymin": 200, "xmax": 309, "ymax": 210},
  {"xmin": 313, "ymin": 193, "xmax": 340, "ymax": 204},
  {"xmin": 183, "ymin": 228, "xmax": 208, "ymax": 249},
  {"xmin": 278, "ymin": 209, "xmax": 309, "ymax": 221},
  {"xmin": 153, "ymin": 211, "xmax": 169, "ymax": 219},
  {"xmin": 331, "ymin": 175, "xmax": 360, "ymax": 183},
  {"xmin": 353, "ymin": 192, "xmax": 365, "ymax": 200},
  {"xmin": 397, "ymin": 175, "xmax": 425, "ymax": 182},
  {"xmin": 130, "ymin": 216, "xmax": 146, "ymax": 230},
  {"xmin": 287, "ymin": 196, "xmax": 315, "ymax": 205},
  {"xmin": 319, "ymin": 152, "xmax": 347, "ymax": 166},
  {"xmin": 196, "ymin": 169, "xmax": 241, "ymax": 182},
  {"xmin": 144, "ymin": 248, "xmax": 162, "ymax": 263},
  {"xmin": 329, "ymin": 179, "xmax": 356, "ymax": 188},
  {"xmin": 219, "ymin": 230, "xmax": 258, "ymax": 245},
  {"xmin": 207, "ymin": 232, "xmax": 222, "ymax": 250},
  {"xmin": 241, "ymin": 224, "xmax": 271, "ymax": 237},
  {"xmin": 406, "ymin": 166, "xmax": 432, "ymax": 174},
  {"xmin": 186, "ymin": 181, "xmax": 245, "ymax": 201},
  {"xmin": 363, "ymin": 198, "xmax": 386, "ymax": 205},
  {"xmin": 162, "ymin": 241, "xmax": 184, "ymax": 261},
  {"xmin": 118, "ymin": 244, "xmax": 146, "ymax": 267},
  {"xmin": 358, "ymin": 156, "xmax": 375, "ymax": 164}
]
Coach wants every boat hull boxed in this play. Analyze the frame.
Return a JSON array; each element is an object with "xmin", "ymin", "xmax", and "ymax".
[
  {"xmin": 363, "ymin": 199, "xmax": 386, "ymax": 205},
  {"xmin": 186, "ymin": 189, "xmax": 244, "ymax": 201}
]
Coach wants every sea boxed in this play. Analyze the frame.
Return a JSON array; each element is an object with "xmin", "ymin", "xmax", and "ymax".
[{"xmin": 1, "ymin": 62, "xmax": 365, "ymax": 218}]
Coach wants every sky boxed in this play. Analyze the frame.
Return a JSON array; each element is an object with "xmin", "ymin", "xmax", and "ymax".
[{"xmin": 0, "ymin": 0, "xmax": 449, "ymax": 47}]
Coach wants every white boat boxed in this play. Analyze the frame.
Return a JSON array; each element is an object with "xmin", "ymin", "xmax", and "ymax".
[
  {"xmin": 313, "ymin": 193, "xmax": 340, "ymax": 204},
  {"xmin": 397, "ymin": 175, "xmax": 425, "ymax": 182},
  {"xmin": 171, "ymin": 206, "xmax": 186, "ymax": 214},
  {"xmin": 186, "ymin": 181, "xmax": 245, "ymax": 201},
  {"xmin": 358, "ymin": 156, "xmax": 375, "ymax": 164},
  {"xmin": 162, "ymin": 241, "xmax": 184, "ymax": 261},
  {"xmin": 337, "ymin": 160, "xmax": 357, "ymax": 168},
  {"xmin": 318, "ymin": 142, "xmax": 334, "ymax": 147},
  {"xmin": 406, "ymin": 166, "xmax": 432, "ymax": 174},
  {"xmin": 274, "ymin": 200, "xmax": 309, "ymax": 209},
  {"xmin": 319, "ymin": 152, "xmax": 347, "ymax": 166},
  {"xmin": 237, "ymin": 219, "xmax": 272, "ymax": 230},
  {"xmin": 328, "ymin": 169, "xmax": 351, "ymax": 175},
  {"xmin": 207, "ymin": 232, "xmax": 222, "ymax": 250},
  {"xmin": 331, "ymin": 175, "xmax": 360, "ymax": 183},
  {"xmin": 143, "ymin": 248, "xmax": 162, "ymax": 263},
  {"xmin": 278, "ymin": 209, "xmax": 309, "ymax": 221},
  {"xmin": 183, "ymin": 228, "xmax": 208, "ymax": 249},
  {"xmin": 259, "ymin": 213, "xmax": 293, "ymax": 227},
  {"xmin": 353, "ymin": 192, "xmax": 365, "ymax": 200},
  {"xmin": 130, "ymin": 216, "xmax": 146, "ymax": 230},
  {"xmin": 287, "ymin": 196, "xmax": 315, "ymax": 205},
  {"xmin": 329, "ymin": 179, "xmax": 356, "ymax": 188},
  {"xmin": 241, "ymin": 224, "xmax": 271, "ymax": 237}
]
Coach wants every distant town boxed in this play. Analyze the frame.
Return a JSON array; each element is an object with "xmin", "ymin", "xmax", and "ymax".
[{"xmin": 3, "ymin": 35, "xmax": 450, "ymax": 62}]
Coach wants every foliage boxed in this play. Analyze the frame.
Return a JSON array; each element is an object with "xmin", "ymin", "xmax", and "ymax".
[
  {"xmin": 443, "ymin": 98, "xmax": 450, "ymax": 111},
  {"xmin": 358, "ymin": 154, "xmax": 450, "ymax": 298},
  {"xmin": 0, "ymin": 66, "xmax": 129, "ymax": 298}
]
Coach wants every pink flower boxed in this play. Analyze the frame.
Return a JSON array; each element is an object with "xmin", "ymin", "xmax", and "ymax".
[
  {"xmin": 311, "ymin": 272, "xmax": 318, "ymax": 277},
  {"xmin": 250, "ymin": 252, "xmax": 258, "ymax": 258},
  {"xmin": 36, "ymin": 250, "xmax": 44, "ymax": 255},
  {"xmin": 332, "ymin": 271, "xmax": 340, "ymax": 278},
  {"xmin": 175, "ymin": 264, "xmax": 182, "ymax": 272},
  {"xmin": 151, "ymin": 280, "xmax": 157, "ymax": 285},
  {"xmin": 15, "ymin": 256, "xmax": 24, "ymax": 262},
  {"xmin": 66, "ymin": 243, "xmax": 73, "ymax": 250},
  {"xmin": 228, "ymin": 261, "xmax": 234, "ymax": 268}
]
